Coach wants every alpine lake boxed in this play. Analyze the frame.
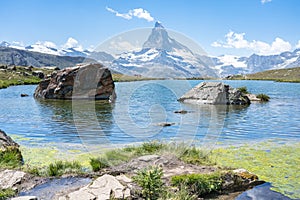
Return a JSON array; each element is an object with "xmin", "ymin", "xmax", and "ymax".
[{"xmin": 0, "ymin": 80, "xmax": 300, "ymax": 199}]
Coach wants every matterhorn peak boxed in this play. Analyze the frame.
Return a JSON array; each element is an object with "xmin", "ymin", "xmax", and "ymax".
[
  {"xmin": 143, "ymin": 21, "xmax": 193, "ymax": 53},
  {"xmin": 154, "ymin": 21, "xmax": 164, "ymax": 28}
]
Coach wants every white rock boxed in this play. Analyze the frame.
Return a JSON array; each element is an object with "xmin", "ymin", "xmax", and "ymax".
[{"xmin": 0, "ymin": 169, "xmax": 26, "ymax": 189}]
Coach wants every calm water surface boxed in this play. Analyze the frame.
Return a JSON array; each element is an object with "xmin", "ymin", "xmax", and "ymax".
[{"xmin": 0, "ymin": 80, "xmax": 299, "ymax": 149}]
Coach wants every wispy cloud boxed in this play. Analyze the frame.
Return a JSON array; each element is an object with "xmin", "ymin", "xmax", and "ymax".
[
  {"xmin": 212, "ymin": 31, "xmax": 292, "ymax": 55},
  {"xmin": 106, "ymin": 7, "xmax": 154, "ymax": 22},
  {"xmin": 261, "ymin": 0, "xmax": 272, "ymax": 4}
]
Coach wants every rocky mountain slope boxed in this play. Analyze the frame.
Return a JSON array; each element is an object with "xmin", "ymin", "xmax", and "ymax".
[{"xmin": 0, "ymin": 47, "xmax": 95, "ymax": 68}]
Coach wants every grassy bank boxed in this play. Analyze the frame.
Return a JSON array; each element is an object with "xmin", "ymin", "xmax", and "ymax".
[
  {"xmin": 211, "ymin": 141, "xmax": 300, "ymax": 199},
  {"xmin": 0, "ymin": 65, "xmax": 53, "ymax": 89},
  {"xmin": 228, "ymin": 66, "xmax": 300, "ymax": 83},
  {"xmin": 3, "ymin": 137, "xmax": 300, "ymax": 199}
]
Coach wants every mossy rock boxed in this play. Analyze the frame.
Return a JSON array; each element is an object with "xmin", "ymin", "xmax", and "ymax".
[{"xmin": 0, "ymin": 130, "xmax": 23, "ymax": 168}]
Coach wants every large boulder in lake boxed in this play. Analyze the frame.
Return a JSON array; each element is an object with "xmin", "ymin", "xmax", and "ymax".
[
  {"xmin": 34, "ymin": 63, "xmax": 116, "ymax": 101},
  {"xmin": 178, "ymin": 82, "xmax": 250, "ymax": 105}
]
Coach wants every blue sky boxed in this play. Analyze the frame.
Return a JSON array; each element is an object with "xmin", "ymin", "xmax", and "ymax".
[{"xmin": 0, "ymin": 0, "xmax": 299, "ymax": 56}]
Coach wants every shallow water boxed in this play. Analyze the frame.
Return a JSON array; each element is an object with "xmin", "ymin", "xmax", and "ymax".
[{"xmin": 0, "ymin": 80, "xmax": 300, "ymax": 151}]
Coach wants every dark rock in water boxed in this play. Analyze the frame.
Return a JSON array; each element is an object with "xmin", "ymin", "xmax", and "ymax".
[
  {"xmin": 0, "ymin": 129, "xmax": 20, "ymax": 151},
  {"xmin": 156, "ymin": 122, "xmax": 175, "ymax": 127},
  {"xmin": 20, "ymin": 93, "xmax": 29, "ymax": 97},
  {"xmin": 178, "ymin": 82, "xmax": 251, "ymax": 105},
  {"xmin": 236, "ymin": 182, "xmax": 292, "ymax": 200},
  {"xmin": 34, "ymin": 63, "xmax": 116, "ymax": 101},
  {"xmin": 174, "ymin": 110, "xmax": 188, "ymax": 114}
]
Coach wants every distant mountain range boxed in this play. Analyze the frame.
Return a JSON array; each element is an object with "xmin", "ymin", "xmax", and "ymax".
[
  {"xmin": 0, "ymin": 47, "xmax": 95, "ymax": 68},
  {"xmin": 1, "ymin": 22, "xmax": 300, "ymax": 77}
]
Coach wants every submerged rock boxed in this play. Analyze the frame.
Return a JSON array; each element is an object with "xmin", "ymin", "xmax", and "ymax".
[
  {"xmin": 34, "ymin": 63, "xmax": 116, "ymax": 101},
  {"xmin": 156, "ymin": 122, "xmax": 176, "ymax": 127},
  {"xmin": 178, "ymin": 82, "xmax": 250, "ymax": 105}
]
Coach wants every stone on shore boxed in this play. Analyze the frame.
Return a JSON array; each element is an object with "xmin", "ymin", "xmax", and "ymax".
[
  {"xmin": 178, "ymin": 82, "xmax": 250, "ymax": 105},
  {"xmin": 0, "ymin": 129, "xmax": 20, "ymax": 151},
  {"xmin": 34, "ymin": 63, "xmax": 116, "ymax": 101},
  {"xmin": 60, "ymin": 174, "xmax": 131, "ymax": 200},
  {"xmin": 0, "ymin": 170, "xmax": 26, "ymax": 190}
]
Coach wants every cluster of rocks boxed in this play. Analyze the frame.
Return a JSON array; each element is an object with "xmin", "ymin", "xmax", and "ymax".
[
  {"xmin": 178, "ymin": 82, "xmax": 260, "ymax": 105},
  {"xmin": 34, "ymin": 63, "xmax": 116, "ymax": 101}
]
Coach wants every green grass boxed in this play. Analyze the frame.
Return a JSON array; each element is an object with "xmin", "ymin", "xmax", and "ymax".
[
  {"xmin": 211, "ymin": 142, "xmax": 300, "ymax": 199},
  {"xmin": 171, "ymin": 172, "xmax": 223, "ymax": 197},
  {"xmin": 237, "ymin": 86, "xmax": 249, "ymax": 94},
  {"xmin": 160, "ymin": 187, "xmax": 197, "ymax": 200},
  {"xmin": 47, "ymin": 160, "xmax": 84, "ymax": 177},
  {"xmin": 0, "ymin": 65, "xmax": 53, "ymax": 89},
  {"xmin": 0, "ymin": 148, "xmax": 23, "ymax": 169},
  {"xmin": 89, "ymin": 141, "xmax": 213, "ymax": 172},
  {"xmin": 179, "ymin": 146, "xmax": 213, "ymax": 165},
  {"xmin": 256, "ymin": 93, "xmax": 270, "ymax": 102},
  {"xmin": 0, "ymin": 188, "xmax": 16, "ymax": 200},
  {"xmin": 89, "ymin": 157, "xmax": 110, "ymax": 172}
]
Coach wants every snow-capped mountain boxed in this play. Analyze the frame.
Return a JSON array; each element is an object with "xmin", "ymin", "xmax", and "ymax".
[
  {"xmin": 109, "ymin": 22, "xmax": 218, "ymax": 78},
  {"xmin": 25, "ymin": 43, "xmax": 60, "ymax": 56},
  {"xmin": 1, "ymin": 22, "xmax": 300, "ymax": 77},
  {"xmin": 212, "ymin": 49, "xmax": 300, "ymax": 76},
  {"xmin": 0, "ymin": 41, "xmax": 10, "ymax": 47}
]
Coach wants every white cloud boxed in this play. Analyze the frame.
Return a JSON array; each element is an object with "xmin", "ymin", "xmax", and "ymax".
[
  {"xmin": 261, "ymin": 0, "xmax": 272, "ymax": 4},
  {"xmin": 106, "ymin": 7, "xmax": 154, "ymax": 22},
  {"xmin": 63, "ymin": 37, "xmax": 83, "ymax": 51},
  {"xmin": 106, "ymin": 7, "xmax": 132, "ymax": 20},
  {"xmin": 296, "ymin": 40, "xmax": 300, "ymax": 49},
  {"xmin": 212, "ymin": 31, "xmax": 292, "ymax": 55}
]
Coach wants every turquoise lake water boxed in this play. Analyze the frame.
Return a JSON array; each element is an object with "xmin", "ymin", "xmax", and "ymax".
[{"xmin": 0, "ymin": 80, "xmax": 300, "ymax": 150}]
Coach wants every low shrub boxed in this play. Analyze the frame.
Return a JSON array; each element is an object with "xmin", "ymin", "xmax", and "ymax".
[
  {"xmin": 179, "ymin": 146, "xmax": 212, "ymax": 165},
  {"xmin": 47, "ymin": 160, "xmax": 83, "ymax": 176},
  {"xmin": 237, "ymin": 86, "xmax": 249, "ymax": 94},
  {"xmin": 133, "ymin": 166, "xmax": 164, "ymax": 200},
  {"xmin": 89, "ymin": 157, "xmax": 110, "ymax": 172},
  {"xmin": 0, "ymin": 148, "xmax": 23, "ymax": 169},
  {"xmin": 171, "ymin": 172, "xmax": 223, "ymax": 196},
  {"xmin": 160, "ymin": 186, "xmax": 197, "ymax": 200},
  {"xmin": 256, "ymin": 93, "xmax": 270, "ymax": 102},
  {"xmin": 124, "ymin": 141, "xmax": 165, "ymax": 156}
]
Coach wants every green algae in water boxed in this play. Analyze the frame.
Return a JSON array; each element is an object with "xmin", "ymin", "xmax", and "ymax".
[{"xmin": 211, "ymin": 142, "xmax": 300, "ymax": 199}]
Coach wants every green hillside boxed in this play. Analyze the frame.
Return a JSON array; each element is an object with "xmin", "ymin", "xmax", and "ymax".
[{"xmin": 229, "ymin": 67, "xmax": 300, "ymax": 82}]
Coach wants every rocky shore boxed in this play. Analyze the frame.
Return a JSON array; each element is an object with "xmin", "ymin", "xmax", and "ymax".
[{"xmin": 0, "ymin": 129, "xmax": 266, "ymax": 200}]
